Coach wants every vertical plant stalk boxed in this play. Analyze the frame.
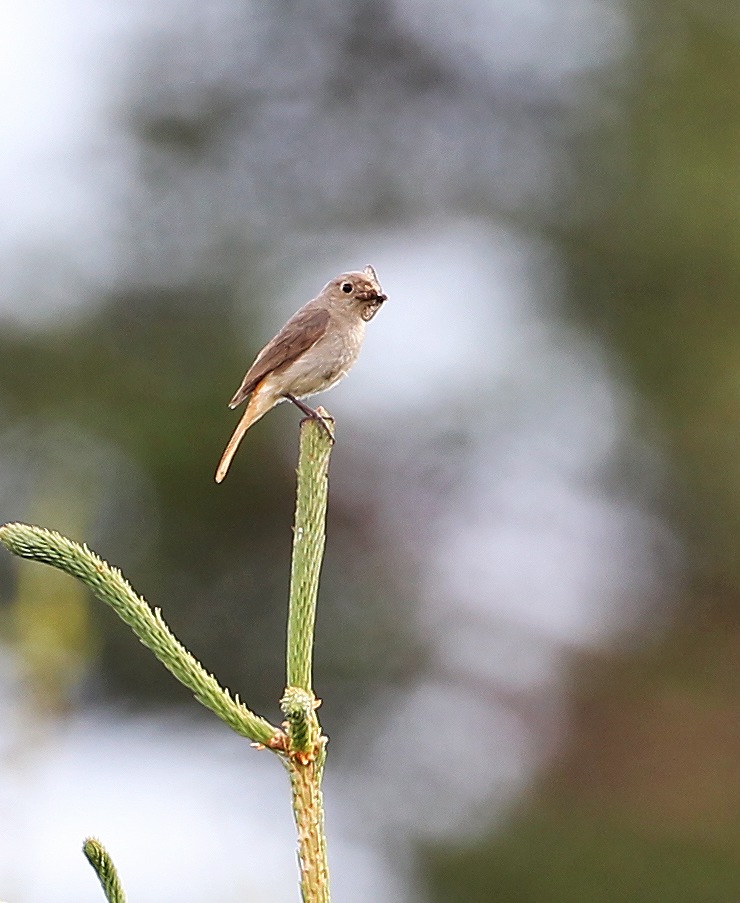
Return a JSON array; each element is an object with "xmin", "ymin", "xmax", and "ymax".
[
  {"xmin": 288, "ymin": 753, "xmax": 330, "ymax": 900},
  {"xmin": 284, "ymin": 409, "xmax": 333, "ymax": 903},
  {"xmin": 286, "ymin": 410, "xmax": 332, "ymax": 691}
]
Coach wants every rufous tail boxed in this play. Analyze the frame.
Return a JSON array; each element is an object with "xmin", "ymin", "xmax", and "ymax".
[{"xmin": 215, "ymin": 387, "xmax": 275, "ymax": 483}]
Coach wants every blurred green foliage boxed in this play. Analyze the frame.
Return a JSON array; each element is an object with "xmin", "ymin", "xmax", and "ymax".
[
  {"xmin": 421, "ymin": 5, "xmax": 740, "ymax": 899},
  {"xmin": 567, "ymin": 3, "xmax": 740, "ymax": 579},
  {"xmin": 428, "ymin": 807, "xmax": 740, "ymax": 903}
]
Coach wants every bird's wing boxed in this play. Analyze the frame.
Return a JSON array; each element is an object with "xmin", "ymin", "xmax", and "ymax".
[{"xmin": 228, "ymin": 306, "xmax": 331, "ymax": 408}]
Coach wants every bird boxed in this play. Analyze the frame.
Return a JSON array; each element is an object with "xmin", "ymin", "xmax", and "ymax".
[{"xmin": 215, "ymin": 265, "xmax": 386, "ymax": 483}]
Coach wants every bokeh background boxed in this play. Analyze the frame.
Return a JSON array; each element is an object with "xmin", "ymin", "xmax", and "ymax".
[{"xmin": 1, "ymin": 1, "xmax": 739, "ymax": 900}]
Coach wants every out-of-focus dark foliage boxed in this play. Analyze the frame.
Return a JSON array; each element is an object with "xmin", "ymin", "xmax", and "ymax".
[
  {"xmin": 565, "ymin": 2, "xmax": 740, "ymax": 580},
  {"xmin": 426, "ymin": 596, "xmax": 740, "ymax": 901},
  {"xmin": 429, "ymin": 808, "xmax": 740, "ymax": 903},
  {"xmin": 423, "ymin": 3, "xmax": 740, "ymax": 899}
]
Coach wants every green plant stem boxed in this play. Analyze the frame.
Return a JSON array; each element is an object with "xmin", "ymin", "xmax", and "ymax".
[
  {"xmin": 286, "ymin": 410, "xmax": 332, "ymax": 691},
  {"xmin": 0, "ymin": 522, "xmax": 278, "ymax": 747},
  {"xmin": 284, "ymin": 411, "xmax": 333, "ymax": 903},
  {"xmin": 289, "ymin": 757, "xmax": 330, "ymax": 902},
  {"xmin": 83, "ymin": 838, "xmax": 126, "ymax": 903}
]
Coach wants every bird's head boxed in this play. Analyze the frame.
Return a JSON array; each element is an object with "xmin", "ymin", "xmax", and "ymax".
[{"xmin": 324, "ymin": 265, "xmax": 387, "ymax": 321}]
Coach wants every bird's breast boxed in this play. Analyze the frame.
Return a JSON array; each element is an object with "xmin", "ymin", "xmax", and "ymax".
[{"xmin": 276, "ymin": 315, "xmax": 366, "ymax": 398}]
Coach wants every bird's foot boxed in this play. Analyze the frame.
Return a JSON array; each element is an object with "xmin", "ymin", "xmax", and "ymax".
[{"xmin": 283, "ymin": 394, "xmax": 336, "ymax": 444}]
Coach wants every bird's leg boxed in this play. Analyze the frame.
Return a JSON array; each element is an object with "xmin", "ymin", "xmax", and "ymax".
[{"xmin": 283, "ymin": 394, "xmax": 336, "ymax": 443}]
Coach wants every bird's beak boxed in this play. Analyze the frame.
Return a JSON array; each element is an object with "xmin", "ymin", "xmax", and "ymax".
[
  {"xmin": 357, "ymin": 288, "xmax": 387, "ymax": 304},
  {"xmin": 359, "ymin": 289, "xmax": 386, "ymax": 321}
]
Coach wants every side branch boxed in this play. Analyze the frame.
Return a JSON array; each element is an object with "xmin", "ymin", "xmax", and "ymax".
[
  {"xmin": 0, "ymin": 522, "xmax": 279, "ymax": 747},
  {"xmin": 83, "ymin": 838, "xmax": 127, "ymax": 903}
]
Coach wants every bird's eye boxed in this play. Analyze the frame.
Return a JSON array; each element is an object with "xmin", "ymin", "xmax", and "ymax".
[{"xmin": 341, "ymin": 282, "xmax": 353, "ymax": 294}]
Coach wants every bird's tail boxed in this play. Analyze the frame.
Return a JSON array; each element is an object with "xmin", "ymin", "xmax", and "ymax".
[{"xmin": 214, "ymin": 385, "xmax": 276, "ymax": 483}]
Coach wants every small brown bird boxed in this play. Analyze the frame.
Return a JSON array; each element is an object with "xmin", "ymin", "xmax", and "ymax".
[{"xmin": 215, "ymin": 265, "xmax": 386, "ymax": 483}]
